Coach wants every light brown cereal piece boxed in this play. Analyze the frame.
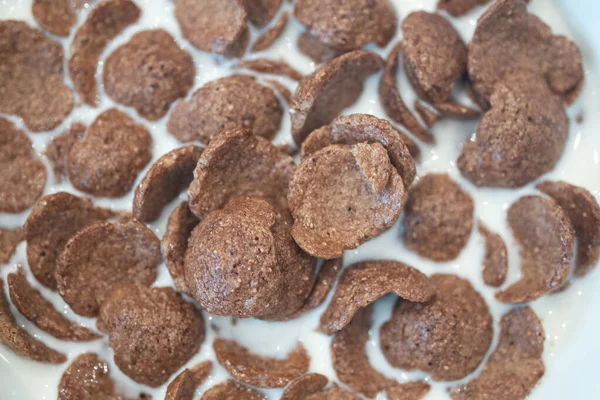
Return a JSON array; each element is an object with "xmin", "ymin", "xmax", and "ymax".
[
  {"xmin": 32, "ymin": 0, "xmax": 76, "ymax": 37},
  {"xmin": 479, "ymin": 222, "xmax": 508, "ymax": 287},
  {"xmin": 165, "ymin": 361, "xmax": 213, "ymax": 400},
  {"xmin": 252, "ymin": 12, "xmax": 289, "ymax": 52},
  {"xmin": 281, "ymin": 374, "xmax": 329, "ymax": 400},
  {"xmin": 44, "ymin": 123, "xmax": 86, "ymax": 183},
  {"xmin": 0, "ymin": 227, "xmax": 23, "ymax": 264},
  {"xmin": 434, "ymin": 101, "xmax": 481, "ymax": 120},
  {"xmin": 437, "ymin": 0, "xmax": 492, "ymax": 17},
  {"xmin": 305, "ymin": 384, "xmax": 361, "ymax": 400},
  {"xmin": 267, "ymin": 80, "xmax": 293, "ymax": 104},
  {"xmin": 238, "ymin": 59, "xmax": 303, "ymax": 81},
  {"xmin": 201, "ymin": 380, "xmax": 266, "ymax": 400},
  {"xmin": 239, "ymin": 0, "xmax": 282, "ymax": 27}
]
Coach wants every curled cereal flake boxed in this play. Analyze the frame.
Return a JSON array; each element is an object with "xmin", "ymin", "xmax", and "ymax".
[
  {"xmin": 44, "ymin": 123, "xmax": 86, "ymax": 183},
  {"xmin": 379, "ymin": 43, "xmax": 433, "ymax": 144},
  {"xmin": 188, "ymin": 128, "xmax": 295, "ymax": 219},
  {"xmin": 252, "ymin": 12, "xmax": 289, "ymax": 52},
  {"xmin": 67, "ymin": 109, "xmax": 153, "ymax": 197},
  {"xmin": 32, "ymin": 0, "xmax": 76, "ymax": 37},
  {"xmin": 449, "ymin": 307, "xmax": 545, "ymax": 400},
  {"xmin": 305, "ymin": 384, "xmax": 361, "ymax": 400},
  {"xmin": 267, "ymin": 80, "xmax": 293, "ymax": 104},
  {"xmin": 468, "ymin": 0, "xmax": 583, "ymax": 106},
  {"xmin": 281, "ymin": 374, "xmax": 329, "ymax": 400},
  {"xmin": 103, "ymin": 30, "xmax": 195, "ymax": 120},
  {"xmin": 0, "ymin": 118, "xmax": 46, "ymax": 214},
  {"xmin": 413, "ymin": 101, "xmax": 439, "ymax": 129},
  {"xmin": 98, "ymin": 284, "xmax": 205, "ymax": 387},
  {"xmin": 69, "ymin": 0, "xmax": 141, "ymax": 106},
  {"xmin": 479, "ymin": 222, "xmax": 508, "ymax": 287},
  {"xmin": 403, "ymin": 173, "xmax": 474, "ymax": 262},
  {"xmin": 166, "ymin": 361, "xmax": 213, "ymax": 400},
  {"xmin": 319, "ymin": 260, "xmax": 433, "ymax": 335},
  {"xmin": 133, "ymin": 145, "xmax": 203, "ymax": 223},
  {"xmin": 25, "ymin": 192, "xmax": 115, "ymax": 290},
  {"xmin": 380, "ymin": 274, "xmax": 493, "ymax": 381},
  {"xmin": 434, "ymin": 101, "xmax": 481, "ymax": 120},
  {"xmin": 58, "ymin": 353, "xmax": 123, "ymax": 400},
  {"xmin": 0, "ymin": 278, "xmax": 66, "ymax": 364},
  {"xmin": 437, "ymin": 0, "xmax": 494, "ymax": 17},
  {"xmin": 297, "ymin": 31, "xmax": 345, "ymax": 64},
  {"xmin": 537, "ymin": 180, "xmax": 600, "ymax": 277},
  {"xmin": 56, "ymin": 219, "xmax": 161, "ymax": 317},
  {"xmin": 238, "ymin": 59, "xmax": 303, "ymax": 81},
  {"xmin": 175, "ymin": 0, "xmax": 249, "ymax": 58},
  {"xmin": 201, "ymin": 380, "xmax": 266, "ymax": 400},
  {"xmin": 291, "ymin": 50, "xmax": 384, "ymax": 145},
  {"xmin": 496, "ymin": 195, "xmax": 574, "ymax": 304},
  {"xmin": 8, "ymin": 267, "xmax": 100, "ymax": 342},
  {"xmin": 0, "ymin": 21, "xmax": 73, "ymax": 132},
  {"xmin": 239, "ymin": 0, "xmax": 282, "ymax": 27},
  {"xmin": 169, "ymin": 75, "xmax": 283, "ymax": 145},
  {"xmin": 213, "ymin": 338, "xmax": 310, "ymax": 388},
  {"xmin": 0, "ymin": 227, "xmax": 23, "ymax": 264}
]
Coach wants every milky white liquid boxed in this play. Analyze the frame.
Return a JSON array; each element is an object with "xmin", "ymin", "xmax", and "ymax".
[{"xmin": 0, "ymin": 0, "xmax": 599, "ymax": 399}]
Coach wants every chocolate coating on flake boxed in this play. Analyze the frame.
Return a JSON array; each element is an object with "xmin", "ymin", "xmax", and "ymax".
[
  {"xmin": 185, "ymin": 197, "xmax": 316, "ymax": 319},
  {"xmin": 479, "ymin": 222, "xmax": 508, "ymax": 287},
  {"xmin": 44, "ymin": 123, "xmax": 85, "ymax": 183},
  {"xmin": 297, "ymin": 31, "xmax": 345, "ymax": 64},
  {"xmin": 290, "ymin": 143, "xmax": 406, "ymax": 259},
  {"xmin": 103, "ymin": 30, "xmax": 195, "ymax": 120},
  {"xmin": 168, "ymin": 75, "xmax": 283, "ymax": 145},
  {"xmin": 0, "ymin": 21, "xmax": 74, "ymax": 132},
  {"xmin": 252, "ymin": 12, "xmax": 289, "ymax": 52},
  {"xmin": 538, "ymin": 181, "xmax": 600, "ymax": 277},
  {"xmin": 449, "ymin": 307, "xmax": 545, "ymax": 400},
  {"xmin": 0, "ymin": 227, "xmax": 23, "ymax": 264},
  {"xmin": 98, "ymin": 284, "xmax": 204, "ymax": 387},
  {"xmin": 434, "ymin": 101, "xmax": 480, "ymax": 120},
  {"xmin": 379, "ymin": 43, "xmax": 433, "ymax": 144},
  {"xmin": 437, "ymin": 0, "xmax": 492, "ymax": 17},
  {"xmin": 403, "ymin": 174, "xmax": 474, "ymax": 262},
  {"xmin": 69, "ymin": 0, "xmax": 141, "ymax": 106},
  {"xmin": 56, "ymin": 219, "xmax": 161, "ymax": 317},
  {"xmin": 8, "ymin": 267, "xmax": 100, "ymax": 342},
  {"xmin": 67, "ymin": 109, "xmax": 153, "ymax": 197},
  {"xmin": 175, "ymin": 0, "xmax": 248, "ymax": 58},
  {"xmin": 25, "ymin": 192, "xmax": 114, "ymax": 290},
  {"xmin": 305, "ymin": 384, "xmax": 361, "ymax": 400},
  {"xmin": 238, "ymin": 59, "xmax": 303, "ymax": 81},
  {"xmin": 214, "ymin": 339, "xmax": 310, "ymax": 388},
  {"xmin": 380, "ymin": 274, "xmax": 493, "ymax": 381},
  {"xmin": 458, "ymin": 74, "xmax": 568, "ymax": 188},
  {"xmin": 301, "ymin": 114, "xmax": 417, "ymax": 188},
  {"xmin": 0, "ymin": 279, "xmax": 66, "ymax": 364},
  {"xmin": 496, "ymin": 195, "xmax": 574, "ymax": 304},
  {"xmin": 133, "ymin": 146, "xmax": 203, "ymax": 223},
  {"xmin": 58, "ymin": 353, "xmax": 119, "ymax": 400},
  {"xmin": 281, "ymin": 374, "xmax": 329, "ymax": 400},
  {"xmin": 294, "ymin": 0, "xmax": 396, "ymax": 51},
  {"xmin": 239, "ymin": 0, "xmax": 282, "ymax": 27},
  {"xmin": 32, "ymin": 0, "xmax": 76, "ymax": 37},
  {"xmin": 291, "ymin": 50, "xmax": 384, "ymax": 145},
  {"xmin": 163, "ymin": 202, "xmax": 200, "ymax": 293},
  {"xmin": 0, "ymin": 118, "xmax": 46, "ymax": 213},
  {"xmin": 201, "ymin": 380, "xmax": 266, "ymax": 400},
  {"xmin": 188, "ymin": 128, "xmax": 295, "ymax": 219},
  {"xmin": 414, "ymin": 101, "xmax": 440, "ymax": 128},
  {"xmin": 402, "ymin": 11, "xmax": 467, "ymax": 104},
  {"xmin": 320, "ymin": 261, "xmax": 433, "ymax": 335},
  {"xmin": 166, "ymin": 361, "xmax": 213, "ymax": 400},
  {"xmin": 469, "ymin": 0, "xmax": 583, "ymax": 106}
]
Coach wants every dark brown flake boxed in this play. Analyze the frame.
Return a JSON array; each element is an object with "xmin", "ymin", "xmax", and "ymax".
[
  {"xmin": 32, "ymin": 0, "xmax": 77, "ymax": 37},
  {"xmin": 58, "ymin": 353, "xmax": 121, "ymax": 400},
  {"xmin": 238, "ymin": 59, "xmax": 303, "ymax": 81},
  {"xmin": 437, "ymin": 0, "xmax": 492, "ymax": 17},
  {"xmin": 281, "ymin": 374, "xmax": 329, "ymax": 400},
  {"xmin": 478, "ymin": 222, "xmax": 508, "ymax": 287},
  {"xmin": 165, "ymin": 361, "xmax": 213, "ymax": 400},
  {"xmin": 252, "ymin": 12, "xmax": 289, "ymax": 52},
  {"xmin": 304, "ymin": 384, "xmax": 361, "ymax": 400},
  {"xmin": 44, "ymin": 123, "xmax": 86, "ymax": 183},
  {"xmin": 239, "ymin": 0, "xmax": 282, "ymax": 27},
  {"xmin": 435, "ymin": 101, "xmax": 480, "ymax": 120},
  {"xmin": 201, "ymin": 380, "xmax": 266, "ymax": 400},
  {"xmin": 414, "ymin": 101, "xmax": 440, "ymax": 128},
  {"xmin": 297, "ymin": 31, "xmax": 345, "ymax": 64},
  {"xmin": 0, "ymin": 227, "xmax": 23, "ymax": 264}
]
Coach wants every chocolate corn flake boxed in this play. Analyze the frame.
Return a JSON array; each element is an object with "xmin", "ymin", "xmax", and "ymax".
[
  {"xmin": 239, "ymin": 0, "xmax": 282, "ymax": 27},
  {"xmin": 402, "ymin": 173, "xmax": 474, "ymax": 262},
  {"xmin": 479, "ymin": 222, "xmax": 508, "ymax": 288},
  {"xmin": 69, "ymin": 0, "xmax": 141, "ymax": 106},
  {"xmin": 413, "ymin": 101, "xmax": 440, "ymax": 129},
  {"xmin": 44, "ymin": 123, "xmax": 86, "ymax": 184},
  {"xmin": 175, "ymin": 0, "xmax": 249, "ymax": 58},
  {"xmin": 319, "ymin": 260, "xmax": 433, "ymax": 335},
  {"xmin": 0, "ymin": 278, "xmax": 66, "ymax": 364},
  {"xmin": 305, "ymin": 384, "xmax": 361, "ymax": 400},
  {"xmin": 58, "ymin": 353, "xmax": 119, "ymax": 400},
  {"xmin": 267, "ymin": 80, "xmax": 293, "ymax": 104},
  {"xmin": 8, "ymin": 267, "xmax": 100, "ymax": 342},
  {"xmin": 103, "ymin": 30, "xmax": 195, "ymax": 120},
  {"xmin": 437, "ymin": 0, "xmax": 491, "ymax": 17},
  {"xmin": 32, "ymin": 0, "xmax": 77, "ymax": 37},
  {"xmin": 402, "ymin": 11, "xmax": 467, "ymax": 104},
  {"xmin": 385, "ymin": 382, "xmax": 432, "ymax": 400},
  {"xmin": 537, "ymin": 180, "xmax": 600, "ymax": 277},
  {"xmin": 201, "ymin": 380, "xmax": 266, "ymax": 400},
  {"xmin": 188, "ymin": 128, "xmax": 295, "ymax": 219},
  {"xmin": 380, "ymin": 274, "xmax": 493, "ymax": 381},
  {"xmin": 291, "ymin": 50, "xmax": 384, "ymax": 145},
  {"xmin": 98, "ymin": 284, "xmax": 205, "ymax": 387},
  {"xmin": 281, "ymin": 374, "xmax": 329, "ymax": 400},
  {"xmin": 0, "ymin": 227, "xmax": 23, "ymax": 264},
  {"xmin": 434, "ymin": 101, "xmax": 481, "ymax": 120},
  {"xmin": 168, "ymin": 75, "xmax": 283, "ymax": 145},
  {"xmin": 449, "ymin": 307, "xmax": 545, "ymax": 400},
  {"xmin": 496, "ymin": 195, "xmax": 574, "ymax": 304},
  {"xmin": 166, "ymin": 361, "xmax": 213, "ymax": 400},
  {"xmin": 56, "ymin": 218, "xmax": 161, "ymax": 317},
  {"xmin": 0, "ymin": 21, "xmax": 74, "ymax": 132},
  {"xmin": 468, "ymin": 0, "xmax": 583, "ymax": 107},
  {"xmin": 252, "ymin": 12, "xmax": 289, "ymax": 52},
  {"xmin": 133, "ymin": 145, "xmax": 203, "ymax": 223},
  {"xmin": 25, "ymin": 192, "xmax": 114, "ymax": 290},
  {"xmin": 238, "ymin": 59, "xmax": 303, "ymax": 81},
  {"xmin": 213, "ymin": 338, "xmax": 310, "ymax": 388},
  {"xmin": 297, "ymin": 31, "xmax": 345, "ymax": 64},
  {"xmin": 67, "ymin": 109, "xmax": 153, "ymax": 197}
]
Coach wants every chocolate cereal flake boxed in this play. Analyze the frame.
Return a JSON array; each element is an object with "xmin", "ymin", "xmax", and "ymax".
[
  {"xmin": 297, "ymin": 31, "xmax": 346, "ymax": 64},
  {"xmin": 305, "ymin": 384, "xmax": 360, "ymax": 400},
  {"xmin": 103, "ymin": 30, "xmax": 195, "ymax": 120},
  {"xmin": 201, "ymin": 380, "xmax": 266, "ymax": 400},
  {"xmin": 213, "ymin": 338, "xmax": 310, "ymax": 388},
  {"xmin": 402, "ymin": 174, "xmax": 474, "ymax": 262},
  {"xmin": 44, "ymin": 123, "xmax": 86, "ymax": 183},
  {"xmin": 252, "ymin": 12, "xmax": 289, "ymax": 52},
  {"xmin": 0, "ymin": 21, "xmax": 74, "ymax": 132},
  {"xmin": 267, "ymin": 80, "xmax": 293, "ymax": 104},
  {"xmin": 168, "ymin": 75, "xmax": 283, "ymax": 145},
  {"xmin": 32, "ymin": 0, "xmax": 77, "ymax": 37},
  {"xmin": 434, "ymin": 101, "xmax": 481, "ymax": 120},
  {"xmin": 58, "ymin": 353, "xmax": 119, "ymax": 400},
  {"xmin": 98, "ymin": 284, "xmax": 205, "ymax": 387},
  {"xmin": 56, "ymin": 219, "xmax": 161, "ymax": 317},
  {"xmin": 239, "ymin": 0, "xmax": 282, "ymax": 27},
  {"xmin": 0, "ymin": 227, "xmax": 23, "ymax": 264},
  {"xmin": 238, "ymin": 59, "xmax": 303, "ymax": 81},
  {"xmin": 133, "ymin": 145, "xmax": 203, "ymax": 223},
  {"xmin": 8, "ymin": 267, "xmax": 100, "ymax": 342},
  {"xmin": 166, "ymin": 361, "xmax": 213, "ymax": 400},
  {"xmin": 380, "ymin": 274, "xmax": 493, "ymax": 381},
  {"xmin": 291, "ymin": 50, "xmax": 384, "ymax": 145},
  {"xmin": 67, "ymin": 109, "xmax": 153, "ymax": 197},
  {"xmin": 437, "ymin": 0, "xmax": 492, "ymax": 17},
  {"xmin": 449, "ymin": 307, "xmax": 545, "ymax": 400},
  {"xmin": 414, "ymin": 101, "xmax": 440, "ymax": 128},
  {"xmin": 281, "ymin": 374, "xmax": 329, "ymax": 400},
  {"xmin": 0, "ymin": 278, "xmax": 66, "ymax": 364},
  {"xmin": 69, "ymin": 0, "xmax": 141, "ymax": 106},
  {"xmin": 319, "ymin": 260, "xmax": 433, "ymax": 335},
  {"xmin": 496, "ymin": 195, "xmax": 574, "ymax": 304},
  {"xmin": 479, "ymin": 222, "xmax": 508, "ymax": 287}
]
